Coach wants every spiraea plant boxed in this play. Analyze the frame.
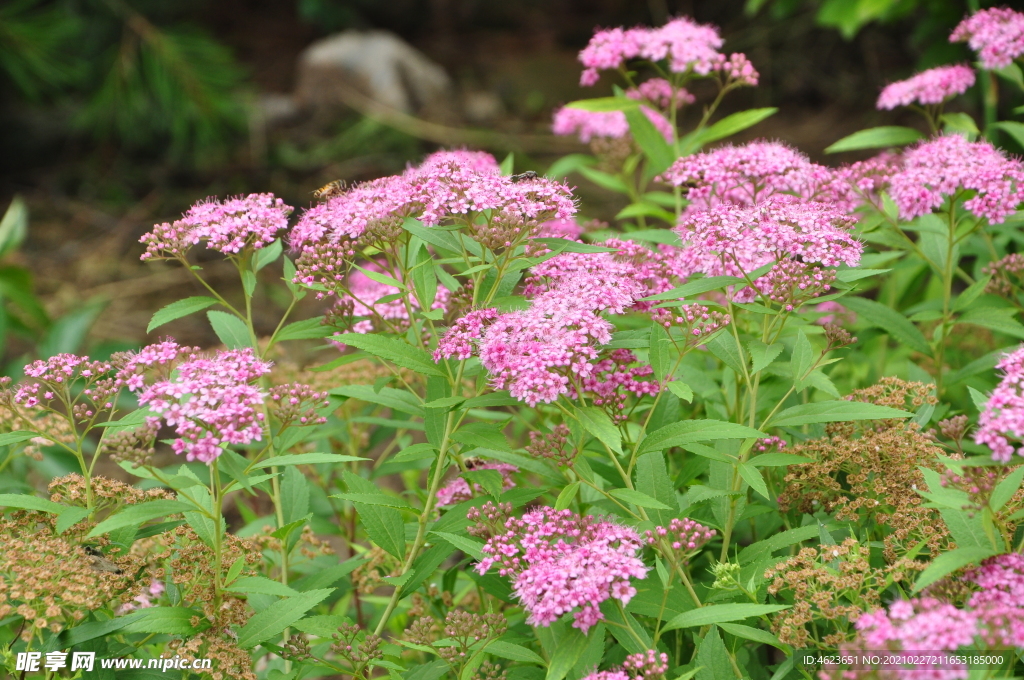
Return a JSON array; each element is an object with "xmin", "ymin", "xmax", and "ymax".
[{"xmin": 4, "ymin": 7, "xmax": 1024, "ymax": 680}]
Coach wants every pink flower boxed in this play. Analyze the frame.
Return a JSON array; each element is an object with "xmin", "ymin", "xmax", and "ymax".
[
  {"xmin": 475, "ymin": 507, "xmax": 648, "ymax": 632},
  {"xmin": 551, "ymin": 105, "xmax": 673, "ymax": 143},
  {"xmin": 577, "ymin": 17, "xmax": 756, "ymax": 87},
  {"xmin": 974, "ymin": 345, "xmax": 1024, "ymax": 461},
  {"xmin": 951, "ymin": 7, "xmax": 1024, "ymax": 70},
  {"xmin": 330, "ymin": 263, "xmax": 450, "ymax": 337},
  {"xmin": 836, "ymin": 151, "xmax": 904, "ymax": 200},
  {"xmin": 625, "ymin": 78, "xmax": 695, "ymax": 108},
  {"xmin": 889, "ymin": 134, "xmax": 1024, "ymax": 224},
  {"xmin": 658, "ymin": 141, "xmax": 857, "ymax": 212},
  {"xmin": 435, "ymin": 462, "xmax": 518, "ymax": 506},
  {"xmin": 876, "ymin": 65, "xmax": 975, "ymax": 109},
  {"xmin": 141, "ymin": 194, "xmax": 293, "ymax": 260},
  {"xmin": 136, "ymin": 348, "xmax": 271, "ymax": 464}
]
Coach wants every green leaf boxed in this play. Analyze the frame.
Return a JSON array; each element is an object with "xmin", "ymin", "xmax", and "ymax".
[
  {"xmin": 275, "ymin": 318, "xmax": 336, "ymax": 341},
  {"xmin": 344, "ymin": 471, "xmax": 406, "ymax": 559},
  {"xmin": 738, "ymin": 524, "xmax": 821, "ymax": 562},
  {"xmin": 254, "ymin": 239, "xmax": 283, "ymax": 271},
  {"xmin": 412, "ymin": 247, "xmax": 438, "ymax": 310},
  {"xmin": 667, "ymin": 381, "xmax": 694, "ymax": 402},
  {"xmin": 331, "ymin": 493, "xmax": 411, "ymax": 509},
  {"xmin": 329, "ymin": 384, "xmax": 425, "ymax": 416},
  {"xmin": 825, "ymin": 126, "xmax": 924, "ymax": 154},
  {"xmin": 839, "ymin": 297, "xmax": 930, "ymax": 354},
  {"xmin": 738, "ymin": 463, "xmax": 770, "ymax": 500},
  {"xmin": 750, "ymin": 453, "xmax": 812, "ymax": 467},
  {"xmin": 638, "ymin": 420, "xmax": 766, "ymax": 455},
  {"xmin": 718, "ymin": 622, "xmax": 787, "ymax": 649},
  {"xmin": 123, "ymin": 607, "xmax": 205, "ymax": 635},
  {"xmin": 147, "ymin": 297, "xmax": 218, "ymax": 333},
  {"xmin": 207, "ymin": 311, "xmax": 252, "ymax": 349},
  {"xmin": 236, "ymin": 588, "xmax": 334, "ymax": 648},
  {"xmin": 545, "ymin": 626, "xmax": 590, "ymax": 680},
  {"xmin": 485, "ymin": 640, "xmax": 545, "ymax": 665},
  {"xmin": 576, "ymin": 406, "xmax": 622, "ymax": 454},
  {"xmin": 87, "ymin": 499, "xmax": 193, "ymax": 537},
  {"xmin": 225, "ymin": 576, "xmax": 300, "ymax": 597},
  {"xmin": 352, "ymin": 263, "xmax": 404, "ymax": 290},
  {"xmin": 912, "ymin": 546, "xmax": 997, "ymax": 593},
  {"xmin": 769, "ymin": 400, "xmax": 911, "ymax": 428},
  {"xmin": 941, "ymin": 112, "xmax": 979, "ymax": 139},
  {"xmin": 532, "ymin": 238, "xmax": 618, "ymax": 254},
  {"xmin": 609, "ymin": 487, "xmax": 673, "ymax": 510},
  {"xmin": 707, "ymin": 333, "xmax": 746, "ymax": 374},
  {"xmin": 663, "ymin": 604, "xmax": 790, "ymax": 630},
  {"xmin": 255, "ymin": 453, "xmax": 368, "ymax": 468},
  {"xmin": 0, "ymin": 196, "xmax": 27, "ymax": 258},
  {"xmin": 430, "ymin": 531, "xmax": 485, "ymax": 560},
  {"xmin": 994, "ymin": 120, "xmax": 1024, "ymax": 149},
  {"xmin": 402, "ymin": 218, "xmax": 465, "ymax": 254},
  {"xmin": 578, "ymin": 166, "xmax": 630, "ymax": 193},
  {"xmin": 643, "ymin": 276, "xmax": 744, "ymax": 301},
  {"xmin": 689, "ymin": 108, "xmax": 777, "ymax": 149},
  {"xmin": 625, "ymin": 106, "xmax": 674, "ymax": 174},
  {"xmin": 650, "ymin": 322, "xmax": 671, "ymax": 382},
  {"xmin": 555, "ymin": 481, "xmax": 580, "ymax": 510},
  {"xmin": 55, "ymin": 506, "xmax": 91, "ymax": 533},
  {"xmin": 969, "ymin": 386, "xmax": 989, "ymax": 413},
  {"xmin": 464, "ymin": 469, "xmax": 504, "ymax": 499},
  {"xmin": 748, "ymin": 340, "xmax": 783, "ymax": 373},
  {"xmin": 565, "ymin": 97, "xmax": 640, "ymax": 113},
  {"xmin": 991, "ymin": 466, "xmax": 1024, "ymax": 511},
  {"xmin": 0, "ymin": 492, "xmax": 64, "ymax": 514},
  {"xmin": 333, "ymin": 333, "xmax": 446, "ymax": 377},
  {"xmin": 957, "ymin": 307, "xmax": 1024, "ymax": 339},
  {"xmin": 790, "ymin": 331, "xmax": 814, "ymax": 387},
  {"xmin": 0, "ymin": 430, "xmax": 42, "ymax": 447}
]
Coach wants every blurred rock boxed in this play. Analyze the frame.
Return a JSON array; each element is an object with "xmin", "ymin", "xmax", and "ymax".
[
  {"xmin": 255, "ymin": 93, "xmax": 301, "ymax": 127},
  {"xmin": 462, "ymin": 90, "xmax": 505, "ymax": 124},
  {"xmin": 295, "ymin": 30, "xmax": 453, "ymax": 115}
]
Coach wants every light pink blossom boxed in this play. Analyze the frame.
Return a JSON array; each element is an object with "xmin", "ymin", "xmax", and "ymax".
[
  {"xmin": 974, "ymin": 345, "xmax": 1024, "ymax": 461},
  {"xmin": 435, "ymin": 462, "xmax": 518, "ymax": 507},
  {"xmin": 951, "ymin": 7, "xmax": 1024, "ymax": 70},
  {"xmin": 551, "ymin": 105, "xmax": 673, "ymax": 143},
  {"xmin": 876, "ymin": 65, "xmax": 975, "ymax": 109}
]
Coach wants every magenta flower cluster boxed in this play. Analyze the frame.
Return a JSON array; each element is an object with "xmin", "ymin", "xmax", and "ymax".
[
  {"xmin": 626, "ymin": 78, "xmax": 694, "ymax": 109},
  {"xmin": 290, "ymin": 151, "xmax": 576, "ymax": 294},
  {"xmin": 876, "ymin": 64, "xmax": 975, "ymax": 110},
  {"xmin": 889, "ymin": 134, "xmax": 1024, "ymax": 224},
  {"xmin": 673, "ymin": 197, "xmax": 862, "ymax": 303},
  {"xmin": 580, "ymin": 650, "xmax": 669, "ymax": 680},
  {"xmin": 951, "ymin": 7, "xmax": 1024, "ymax": 70},
  {"xmin": 658, "ymin": 141, "xmax": 857, "ymax": 213},
  {"xmin": 136, "ymin": 347, "xmax": 272, "ymax": 464},
  {"xmin": 842, "ymin": 554, "xmax": 1024, "ymax": 679},
  {"xmin": 474, "ymin": 507, "xmax": 648, "ymax": 632},
  {"xmin": 644, "ymin": 518, "xmax": 715, "ymax": 557},
  {"xmin": 974, "ymin": 345, "xmax": 1024, "ymax": 461},
  {"xmin": 141, "ymin": 193, "xmax": 293, "ymax": 260},
  {"xmin": 551, "ymin": 106, "xmax": 673, "ymax": 143},
  {"xmin": 577, "ymin": 17, "xmax": 757, "ymax": 87},
  {"xmin": 331, "ymin": 264, "xmax": 450, "ymax": 336}
]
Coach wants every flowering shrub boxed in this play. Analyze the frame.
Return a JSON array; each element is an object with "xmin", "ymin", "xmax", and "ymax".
[{"xmin": 4, "ymin": 8, "xmax": 1024, "ymax": 680}]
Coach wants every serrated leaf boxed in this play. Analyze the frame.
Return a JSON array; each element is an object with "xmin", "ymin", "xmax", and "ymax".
[
  {"xmin": 344, "ymin": 471, "xmax": 406, "ymax": 559},
  {"xmin": 555, "ymin": 481, "xmax": 580, "ymax": 510},
  {"xmin": 275, "ymin": 318, "xmax": 336, "ymax": 341},
  {"xmin": 650, "ymin": 322, "xmax": 671, "ymax": 382},
  {"xmin": 738, "ymin": 463, "xmax": 770, "ymax": 500},
  {"xmin": 748, "ymin": 340, "xmax": 783, "ymax": 373},
  {"xmin": 254, "ymin": 239, "xmax": 283, "ymax": 271},
  {"xmin": 123, "ymin": 607, "xmax": 204, "ymax": 635},
  {"xmin": 718, "ymin": 622, "xmax": 786, "ymax": 649},
  {"xmin": 545, "ymin": 626, "xmax": 589, "ymax": 680},
  {"xmin": 642, "ymin": 276, "xmax": 745, "ymax": 301},
  {"xmin": 825, "ymin": 126, "xmax": 924, "ymax": 154},
  {"xmin": 431, "ymin": 531, "xmax": 485, "ymax": 560},
  {"xmin": 625, "ymin": 106, "xmax": 674, "ymax": 174},
  {"xmin": 638, "ymin": 420, "xmax": 766, "ymax": 455},
  {"xmin": 565, "ymin": 97, "xmax": 640, "ymax": 113},
  {"xmin": 790, "ymin": 331, "xmax": 814, "ymax": 388},
  {"xmin": 334, "ymin": 333, "xmax": 446, "ymax": 377},
  {"xmin": 991, "ymin": 466, "xmax": 1024, "ymax": 511},
  {"xmin": 707, "ymin": 333, "xmax": 746, "ymax": 374},
  {"xmin": 0, "ymin": 430, "xmax": 45, "ymax": 447},
  {"xmin": 485, "ymin": 640, "xmax": 545, "ymax": 665},
  {"xmin": 330, "ymin": 384, "xmax": 425, "ymax": 416},
  {"xmin": 576, "ymin": 406, "xmax": 622, "ymax": 454},
  {"xmin": 255, "ymin": 453, "xmax": 368, "ymax": 468},
  {"xmin": 667, "ymin": 381, "xmax": 693, "ymax": 402},
  {"xmin": 331, "ymin": 493, "xmax": 412, "ymax": 509},
  {"xmin": 686, "ymin": 108, "xmax": 777, "ymax": 151},
  {"xmin": 957, "ymin": 307, "xmax": 1024, "ymax": 339},
  {"xmin": 609, "ymin": 487, "xmax": 673, "ymax": 510},
  {"xmin": 207, "ymin": 311, "xmax": 252, "ymax": 349},
  {"xmin": 87, "ymin": 499, "xmax": 193, "ymax": 537},
  {"xmin": 0, "ymin": 493, "xmax": 64, "ymax": 514},
  {"xmin": 147, "ymin": 297, "xmax": 218, "ymax": 333},
  {"xmin": 839, "ymin": 297, "xmax": 930, "ymax": 354},
  {"xmin": 236, "ymin": 588, "xmax": 334, "ymax": 648},
  {"xmin": 912, "ymin": 546, "xmax": 997, "ymax": 593},
  {"xmin": 464, "ymin": 469, "xmax": 504, "ymax": 499},
  {"xmin": 663, "ymin": 604, "xmax": 790, "ymax": 630},
  {"xmin": 769, "ymin": 401, "xmax": 911, "ymax": 428},
  {"xmin": 749, "ymin": 453, "xmax": 811, "ymax": 467}
]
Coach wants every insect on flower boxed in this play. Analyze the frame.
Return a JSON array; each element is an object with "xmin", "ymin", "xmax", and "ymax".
[
  {"xmin": 313, "ymin": 180, "xmax": 347, "ymax": 200},
  {"xmin": 510, "ymin": 171, "xmax": 538, "ymax": 182},
  {"xmin": 83, "ymin": 545, "xmax": 123, "ymax": 574}
]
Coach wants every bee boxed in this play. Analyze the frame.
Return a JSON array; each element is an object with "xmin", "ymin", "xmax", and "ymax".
[
  {"xmin": 83, "ymin": 545, "xmax": 123, "ymax": 574},
  {"xmin": 509, "ymin": 171, "xmax": 538, "ymax": 183},
  {"xmin": 463, "ymin": 457, "xmax": 485, "ymax": 470},
  {"xmin": 313, "ymin": 180, "xmax": 347, "ymax": 201}
]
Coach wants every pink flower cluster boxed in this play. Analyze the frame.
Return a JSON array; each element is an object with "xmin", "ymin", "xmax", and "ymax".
[
  {"xmin": 626, "ymin": 78, "xmax": 694, "ymax": 109},
  {"xmin": 644, "ymin": 518, "xmax": 715, "ymax": 556},
  {"xmin": 119, "ymin": 579, "xmax": 164, "ymax": 614},
  {"xmin": 16, "ymin": 354, "xmax": 113, "ymax": 409},
  {"xmin": 658, "ymin": 141, "xmax": 857, "ymax": 213},
  {"xmin": 951, "ymin": 7, "xmax": 1024, "ymax": 70},
  {"xmin": 974, "ymin": 345, "xmax": 1024, "ymax": 461},
  {"xmin": 474, "ymin": 507, "xmax": 648, "ymax": 632},
  {"xmin": 136, "ymin": 347, "xmax": 272, "ymax": 464},
  {"xmin": 836, "ymin": 554, "xmax": 1024, "ymax": 680},
  {"xmin": 836, "ymin": 151, "xmax": 904, "ymax": 201},
  {"xmin": 551, "ymin": 106, "xmax": 673, "ymax": 143},
  {"xmin": 331, "ymin": 264, "xmax": 450, "ymax": 335},
  {"xmin": 141, "ymin": 194, "xmax": 293, "ymax": 260},
  {"xmin": 876, "ymin": 65, "xmax": 975, "ymax": 110},
  {"xmin": 574, "ymin": 349, "xmax": 661, "ymax": 423},
  {"xmin": 438, "ymin": 242, "xmax": 685, "ymax": 406},
  {"xmin": 435, "ymin": 462, "xmax": 518, "ymax": 507},
  {"xmin": 580, "ymin": 650, "xmax": 668, "ymax": 680},
  {"xmin": 674, "ymin": 197, "xmax": 862, "ymax": 303},
  {"xmin": 889, "ymin": 134, "xmax": 1024, "ymax": 224},
  {"xmin": 577, "ymin": 17, "xmax": 757, "ymax": 87},
  {"xmin": 290, "ymin": 151, "xmax": 576, "ymax": 293}
]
